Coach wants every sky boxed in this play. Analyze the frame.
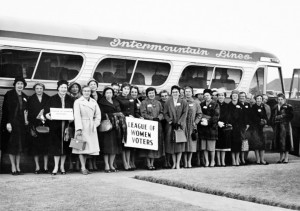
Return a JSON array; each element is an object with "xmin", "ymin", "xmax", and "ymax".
[{"xmin": 1, "ymin": 0, "xmax": 300, "ymax": 78}]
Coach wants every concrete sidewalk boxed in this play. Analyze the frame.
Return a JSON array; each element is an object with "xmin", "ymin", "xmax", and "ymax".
[{"xmin": 97, "ymin": 172, "xmax": 292, "ymax": 211}]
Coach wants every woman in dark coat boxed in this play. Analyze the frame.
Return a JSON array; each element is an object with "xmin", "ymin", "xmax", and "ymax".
[
  {"xmin": 271, "ymin": 93, "xmax": 294, "ymax": 163},
  {"xmin": 99, "ymin": 87, "xmax": 122, "ymax": 172},
  {"xmin": 45, "ymin": 80, "xmax": 74, "ymax": 175},
  {"xmin": 115, "ymin": 82, "xmax": 139, "ymax": 170},
  {"xmin": 139, "ymin": 87, "xmax": 165, "ymax": 170},
  {"xmin": 250, "ymin": 95, "xmax": 268, "ymax": 165},
  {"xmin": 215, "ymin": 89, "xmax": 231, "ymax": 167},
  {"xmin": 1, "ymin": 77, "xmax": 28, "ymax": 175},
  {"xmin": 164, "ymin": 85, "xmax": 188, "ymax": 169},
  {"xmin": 199, "ymin": 89, "xmax": 220, "ymax": 167},
  {"xmin": 28, "ymin": 83, "xmax": 50, "ymax": 174},
  {"xmin": 228, "ymin": 90, "xmax": 245, "ymax": 166}
]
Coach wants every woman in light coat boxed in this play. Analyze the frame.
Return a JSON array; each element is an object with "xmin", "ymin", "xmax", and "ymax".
[
  {"xmin": 164, "ymin": 85, "xmax": 188, "ymax": 169},
  {"xmin": 73, "ymin": 86, "xmax": 101, "ymax": 175}
]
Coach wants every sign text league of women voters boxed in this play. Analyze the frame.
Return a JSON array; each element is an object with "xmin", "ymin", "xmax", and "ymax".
[{"xmin": 125, "ymin": 117, "xmax": 158, "ymax": 150}]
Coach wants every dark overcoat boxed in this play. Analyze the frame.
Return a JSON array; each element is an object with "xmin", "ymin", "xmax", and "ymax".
[
  {"xmin": 216, "ymin": 101, "xmax": 231, "ymax": 151},
  {"xmin": 271, "ymin": 103, "xmax": 294, "ymax": 152},
  {"xmin": 1, "ymin": 89, "xmax": 28, "ymax": 154},
  {"xmin": 98, "ymin": 97, "xmax": 122, "ymax": 154},
  {"xmin": 115, "ymin": 95, "xmax": 140, "ymax": 117},
  {"xmin": 44, "ymin": 94, "xmax": 74, "ymax": 156},
  {"xmin": 198, "ymin": 100, "xmax": 220, "ymax": 140},
  {"xmin": 27, "ymin": 93, "xmax": 50, "ymax": 155}
]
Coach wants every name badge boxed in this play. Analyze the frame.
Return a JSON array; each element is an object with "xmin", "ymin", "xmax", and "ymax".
[
  {"xmin": 176, "ymin": 103, "xmax": 181, "ymax": 106},
  {"xmin": 189, "ymin": 104, "xmax": 193, "ymax": 107},
  {"xmin": 129, "ymin": 99, "xmax": 134, "ymax": 102},
  {"xmin": 147, "ymin": 104, "xmax": 153, "ymax": 107}
]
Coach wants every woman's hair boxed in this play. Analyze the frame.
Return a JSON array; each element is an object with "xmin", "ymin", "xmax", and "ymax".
[
  {"xmin": 171, "ymin": 85, "xmax": 181, "ymax": 93},
  {"xmin": 33, "ymin": 82, "xmax": 45, "ymax": 90},
  {"xmin": 121, "ymin": 82, "xmax": 131, "ymax": 91},
  {"xmin": 277, "ymin": 93, "xmax": 286, "ymax": 99},
  {"xmin": 146, "ymin": 87, "xmax": 157, "ymax": 97},
  {"xmin": 184, "ymin": 86, "xmax": 194, "ymax": 95},
  {"xmin": 254, "ymin": 94, "xmax": 263, "ymax": 100},
  {"xmin": 159, "ymin": 90, "xmax": 169, "ymax": 96},
  {"xmin": 80, "ymin": 85, "xmax": 91, "ymax": 94},
  {"xmin": 130, "ymin": 85, "xmax": 140, "ymax": 94},
  {"xmin": 103, "ymin": 86, "xmax": 115, "ymax": 96}
]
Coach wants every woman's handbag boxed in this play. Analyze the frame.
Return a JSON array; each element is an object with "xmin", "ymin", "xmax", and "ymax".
[
  {"xmin": 173, "ymin": 129, "xmax": 187, "ymax": 143},
  {"xmin": 69, "ymin": 135, "xmax": 86, "ymax": 151},
  {"xmin": 191, "ymin": 129, "xmax": 198, "ymax": 141},
  {"xmin": 99, "ymin": 114, "xmax": 113, "ymax": 132},
  {"xmin": 36, "ymin": 125, "xmax": 50, "ymax": 134}
]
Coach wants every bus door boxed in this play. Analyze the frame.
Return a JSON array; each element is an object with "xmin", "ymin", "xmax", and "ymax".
[{"xmin": 287, "ymin": 69, "xmax": 300, "ymax": 156}]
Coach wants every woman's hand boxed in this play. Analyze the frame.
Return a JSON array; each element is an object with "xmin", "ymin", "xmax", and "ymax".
[
  {"xmin": 64, "ymin": 128, "xmax": 70, "ymax": 142},
  {"xmin": 129, "ymin": 115, "xmax": 134, "ymax": 118},
  {"xmin": 75, "ymin": 129, "xmax": 82, "ymax": 137},
  {"xmin": 24, "ymin": 110, "xmax": 29, "ymax": 125},
  {"xmin": 6, "ymin": 123, "xmax": 12, "ymax": 133},
  {"xmin": 218, "ymin": 121, "xmax": 225, "ymax": 128},
  {"xmin": 45, "ymin": 113, "xmax": 52, "ymax": 120}
]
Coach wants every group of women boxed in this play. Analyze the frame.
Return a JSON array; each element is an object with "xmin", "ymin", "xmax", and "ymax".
[{"xmin": 0, "ymin": 77, "xmax": 294, "ymax": 175}]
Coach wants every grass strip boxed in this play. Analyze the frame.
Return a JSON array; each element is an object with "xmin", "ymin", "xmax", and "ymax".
[{"xmin": 134, "ymin": 175, "xmax": 300, "ymax": 210}]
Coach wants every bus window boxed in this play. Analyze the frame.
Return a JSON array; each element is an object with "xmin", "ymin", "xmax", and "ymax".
[
  {"xmin": 266, "ymin": 66, "xmax": 284, "ymax": 97},
  {"xmin": 34, "ymin": 52, "xmax": 83, "ymax": 81},
  {"xmin": 250, "ymin": 67, "xmax": 264, "ymax": 95},
  {"xmin": 289, "ymin": 69, "xmax": 300, "ymax": 99},
  {"xmin": 93, "ymin": 58, "xmax": 136, "ymax": 84},
  {"xmin": 0, "ymin": 49, "xmax": 40, "ymax": 79},
  {"xmin": 132, "ymin": 61, "xmax": 170, "ymax": 86},
  {"xmin": 179, "ymin": 65, "xmax": 213, "ymax": 89},
  {"xmin": 210, "ymin": 67, "xmax": 242, "ymax": 90}
]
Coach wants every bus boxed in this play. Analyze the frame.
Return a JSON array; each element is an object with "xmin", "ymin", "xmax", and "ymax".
[{"xmin": 0, "ymin": 29, "xmax": 284, "ymax": 106}]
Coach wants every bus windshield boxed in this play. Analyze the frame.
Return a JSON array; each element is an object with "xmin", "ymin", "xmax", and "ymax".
[{"xmin": 266, "ymin": 66, "xmax": 284, "ymax": 97}]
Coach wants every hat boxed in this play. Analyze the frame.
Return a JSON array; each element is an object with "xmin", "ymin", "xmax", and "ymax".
[
  {"xmin": 103, "ymin": 86, "xmax": 115, "ymax": 96},
  {"xmin": 57, "ymin": 80, "xmax": 68, "ymax": 89},
  {"xmin": 231, "ymin": 90, "xmax": 239, "ymax": 95},
  {"xmin": 203, "ymin": 89, "xmax": 212, "ymax": 95},
  {"xmin": 87, "ymin": 78, "xmax": 98, "ymax": 87},
  {"xmin": 68, "ymin": 82, "xmax": 81, "ymax": 92},
  {"xmin": 13, "ymin": 77, "xmax": 27, "ymax": 88}
]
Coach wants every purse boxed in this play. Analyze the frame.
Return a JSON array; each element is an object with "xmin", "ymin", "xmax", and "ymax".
[
  {"xmin": 173, "ymin": 129, "xmax": 187, "ymax": 143},
  {"xmin": 36, "ymin": 125, "xmax": 50, "ymax": 134},
  {"xmin": 69, "ymin": 135, "xmax": 86, "ymax": 151},
  {"xmin": 191, "ymin": 129, "xmax": 198, "ymax": 141},
  {"xmin": 99, "ymin": 114, "xmax": 113, "ymax": 132}
]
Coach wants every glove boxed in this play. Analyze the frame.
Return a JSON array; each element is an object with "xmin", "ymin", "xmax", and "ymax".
[{"xmin": 218, "ymin": 121, "xmax": 225, "ymax": 128}]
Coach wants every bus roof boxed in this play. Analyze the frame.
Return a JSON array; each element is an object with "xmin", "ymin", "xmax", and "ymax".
[{"xmin": 0, "ymin": 29, "xmax": 279, "ymax": 63}]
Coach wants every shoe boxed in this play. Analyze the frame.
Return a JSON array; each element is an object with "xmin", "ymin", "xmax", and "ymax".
[
  {"xmin": 34, "ymin": 170, "xmax": 40, "ymax": 174},
  {"xmin": 16, "ymin": 171, "xmax": 23, "ymax": 175},
  {"xmin": 43, "ymin": 169, "xmax": 50, "ymax": 174},
  {"xmin": 261, "ymin": 162, "xmax": 269, "ymax": 165},
  {"xmin": 110, "ymin": 169, "xmax": 119, "ymax": 172},
  {"xmin": 277, "ymin": 160, "xmax": 283, "ymax": 164},
  {"xmin": 128, "ymin": 167, "xmax": 134, "ymax": 171},
  {"xmin": 151, "ymin": 166, "xmax": 156, "ymax": 170},
  {"xmin": 81, "ymin": 169, "xmax": 89, "ymax": 175},
  {"xmin": 104, "ymin": 169, "xmax": 111, "ymax": 173},
  {"xmin": 283, "ymin": 160, "xmax": 289, "ymax": 164},
  {"xmin": 11, "ymin": 171, "xmax": 17, "ymax": 176},
  {"xmin": 61, "ymin": 171, "xmax": 66, "ymax": 175},
  {"xmin": 51, "ymin": 172, "xmax": 57, "ymax": 176}
]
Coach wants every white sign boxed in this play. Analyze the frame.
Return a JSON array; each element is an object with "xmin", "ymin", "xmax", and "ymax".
[
  {"xmin": 50, "ymin": 108, "xmax": 74, "ymax": 120},
  {"xmin": 124, "ymin": 117, "xmax": 158, "ymax": 150}
]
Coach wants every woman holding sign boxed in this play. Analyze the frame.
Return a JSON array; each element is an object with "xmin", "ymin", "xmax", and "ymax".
[
  {"xmin": 164, "ymin": 85, "xmax": 188, "ymax": 169},
  {"xmin": 140, "ymin": 87, "xmax": 165, "ymax": 170},
  {"xmin": 116, "ymin": 82, "xmax": 139, "ymax": 171},
  {"xmin": 73, "ymin": 86, "xmax": 101, "ymax": 175},
  {"xmin": 45, "ymin": 80, "xmax": 74, "ymax": 175}
]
